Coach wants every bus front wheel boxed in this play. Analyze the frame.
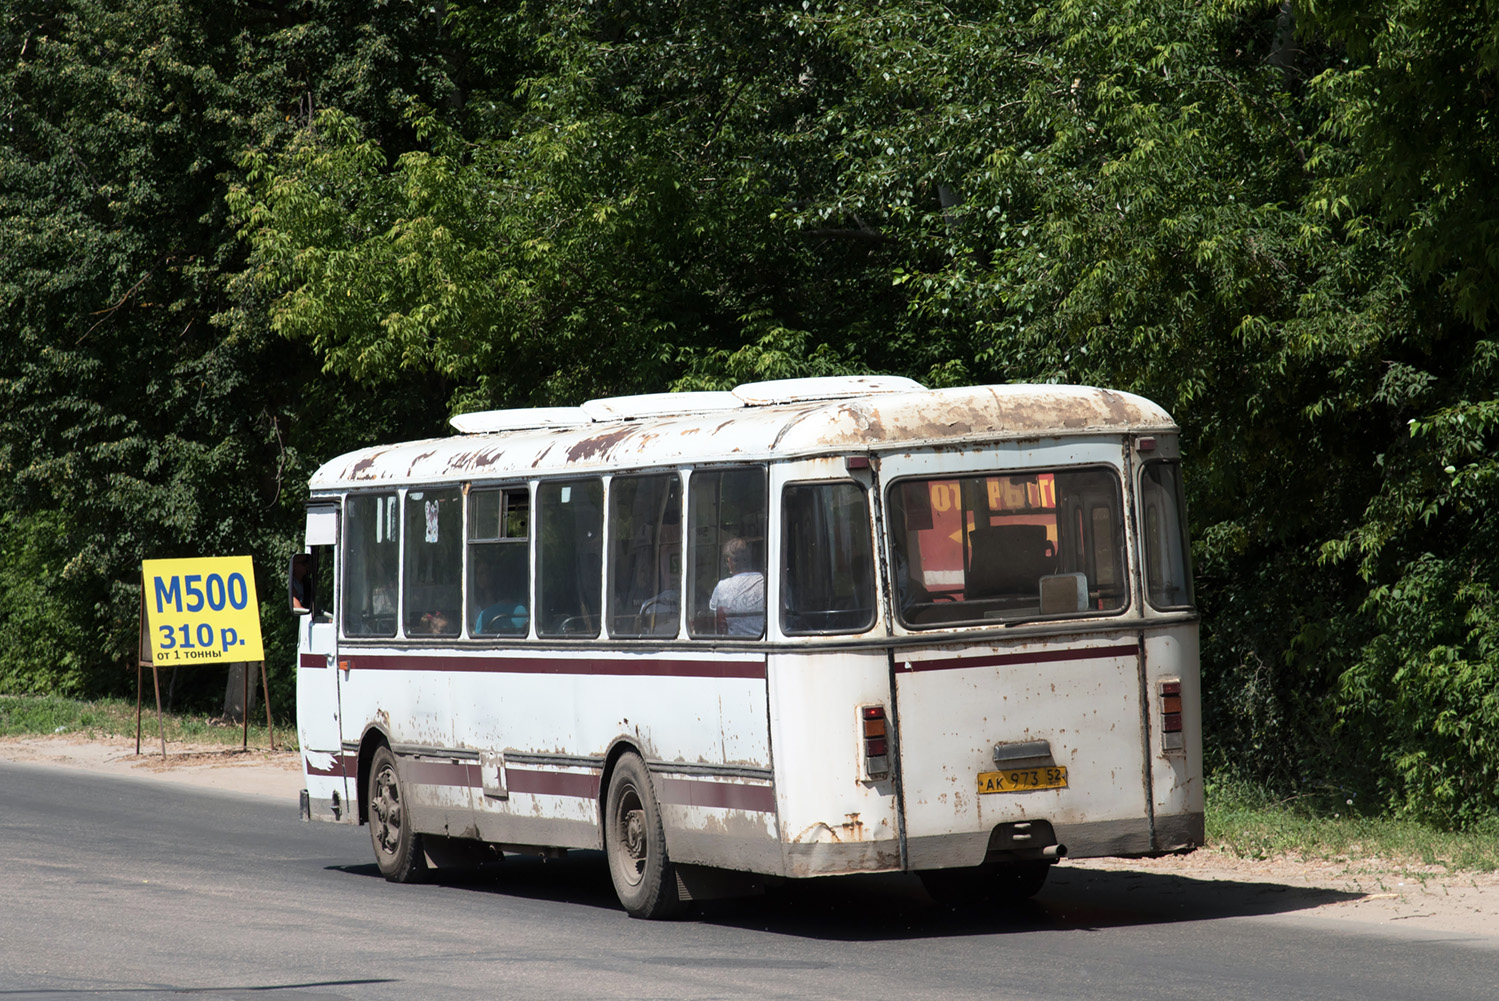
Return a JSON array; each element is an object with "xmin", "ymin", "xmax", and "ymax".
[
  {"xmin": 604, "ymin": 752, "xmax": 684, "ymax": 919},
  {"xmin": 368, "ymin": 745, "xmax": 427, "ymax": 883}
]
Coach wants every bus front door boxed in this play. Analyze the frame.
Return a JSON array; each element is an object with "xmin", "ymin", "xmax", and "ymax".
[{"xmin": 296, "ymin": 505, "xmax": 349, "ymax": 821}]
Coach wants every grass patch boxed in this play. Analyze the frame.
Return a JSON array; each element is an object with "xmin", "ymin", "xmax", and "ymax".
[
  {"xmin": 0, "ymin": 694, "xmax": 294, "ymax": 750},
  {"xmin": 1207, "ymin": 774, "xmax": 1499, "ymax": 874}
]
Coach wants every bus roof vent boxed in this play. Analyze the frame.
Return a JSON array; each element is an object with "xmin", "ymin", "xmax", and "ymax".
[
  {"xmin": 581, "ymin": 391, "xmax": 744, "ymax": 422},
  {"xmin": 449, "ymin": 407, "xmax": 594, "ymax": 434},
  {"xmin": 732, "ymin": 375, "xmax": 926, "ymax": 406}
]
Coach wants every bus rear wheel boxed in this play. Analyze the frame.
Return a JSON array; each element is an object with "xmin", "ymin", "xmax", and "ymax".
[
  {"xmin": 604, "ymin": 752, "xmax": 684, "ymax": 919},
  {"xmin": 368, "ymin": 745, "xmax": 427, "ymax": 883}
]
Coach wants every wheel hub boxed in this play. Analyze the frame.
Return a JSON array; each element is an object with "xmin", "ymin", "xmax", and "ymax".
[
  {"xmin": 624, "ymin": 808, "xmax": 646, "ymax": 860},
  {"xmin": 372, "ymin": 767, "xmax": 401, "ymax": 856}
]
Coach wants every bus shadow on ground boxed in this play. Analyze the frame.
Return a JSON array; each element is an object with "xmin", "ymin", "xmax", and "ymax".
[
  {"xmin": 695, "ymin": 864, "xmax": 1362, "ymax": 941},
  {"xmin": 332, "ymin": 852, "xmax": 1361, "ymax": 940}
]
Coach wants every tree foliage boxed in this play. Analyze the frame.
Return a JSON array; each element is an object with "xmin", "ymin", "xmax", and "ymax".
[
  {"xmin": 1296, "ymin": 0, "xmax": 1499, "ymax": 825},
  {"xmin": 5, "ymin": 0, "xmax": 1499, "ymax": 822},
  {"xmin": 0, "ymin": 0, "xmax": 456, "ymax": 700}
]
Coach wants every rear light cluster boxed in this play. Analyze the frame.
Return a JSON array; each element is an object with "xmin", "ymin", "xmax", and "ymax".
[
  {"xmin": 861, "ymin": 705, "xmax": 890, "ymax": 779},
  {"xmin": 1159, "ymin": 680, "xmax": 1184, "ymax": 751}
]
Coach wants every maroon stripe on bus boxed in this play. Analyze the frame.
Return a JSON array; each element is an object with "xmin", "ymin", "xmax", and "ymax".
[
  {"xmin": 657, "ymin": 777, "xmax": 776, "ymax": 814},
  {"xmin": 303, "ymin": 756, "xmax": 344, "ymax": 778},
  {"xmin": 896, "ymin": 643, "xmax": 1140, "ymax": 674},
  {"xmin": 403, "ymin": 759, "xmax": 481, "ymax": 789},
  {"xmin": 505, "ymin": 768, "xmax": 601, "ymax": 799},
  {"xmin": 339, "ymin": 653, "xmax": 767, "ymax": 681},
  {"xmin": 298, "ymin": 654, "xmax": 325, "ymax": 669}
]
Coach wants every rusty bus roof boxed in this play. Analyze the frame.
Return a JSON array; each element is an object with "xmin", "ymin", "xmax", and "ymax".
[{"xmin": 309, "ymin": 381, "xmax": 1177, "ymax": 490}]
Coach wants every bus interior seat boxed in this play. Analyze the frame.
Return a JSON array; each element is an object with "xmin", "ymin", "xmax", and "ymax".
[
  {"xmin": 967, "ymin": 525, "xmax": 1057, "ymax": 599},
  {"xmin": 637, "ymin": 591, "xmax": 680, "ymax": 635}
]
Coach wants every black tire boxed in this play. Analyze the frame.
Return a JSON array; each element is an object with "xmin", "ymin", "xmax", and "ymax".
[
  {"xmin": 367, "ymin": 745, "xmax": 427, "ymax": 883},
  {"xmin": 604, "ymin": 752, "xmax": 684, "ymax": 919},
  {"xmin": 920, "ymin": 860, "xmax": 1052, "ymax": 908}
]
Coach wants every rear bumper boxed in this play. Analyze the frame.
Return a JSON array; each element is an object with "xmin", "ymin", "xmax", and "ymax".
[
  {"xmin": 1053, "ymin": 811, "xmax": 1204, "ymax": 859},
  {"xmin": 906, "ymin": 811, "xmax": 1204, "ymax": 869}
]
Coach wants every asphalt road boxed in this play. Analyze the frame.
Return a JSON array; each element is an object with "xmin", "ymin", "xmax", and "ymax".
[{"xmin": 1, "ymin": 760, "xmax": 1494, "ymax": 1001}]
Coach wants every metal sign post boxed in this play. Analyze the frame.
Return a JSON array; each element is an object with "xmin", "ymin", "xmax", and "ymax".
[{"xmin": 135, "ymin": 579, "xmax": 166, "ymax": 759}]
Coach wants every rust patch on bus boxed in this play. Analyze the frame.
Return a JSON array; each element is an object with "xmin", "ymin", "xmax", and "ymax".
[
  {"xmin": 790, "ymin": 813, "xmax": 867, "ymax": 845},
  {"xmin": 408, "ymin": 449, "xmax": 438, "ymax": 476},
  {"xmin": 349, "ymin": 451, "xmax": 391, "ymax": 480},
  {"xmin": 566, "ymin": 426, "xmax": 636, "ymax": 463},
  {"xmin": 792, "ymin": 821, "xmax": 845, "ymax": 844},
  {"xmin": 697, "ymin": 810, "xmax": 774, "ymax": 840},
  {"xmin": 467, "ymin": 448, "xmax": 506, "ymax": 469},
  {"xmin": 823, "ymin": 402, "xmax": 890, "ymax": 442}
]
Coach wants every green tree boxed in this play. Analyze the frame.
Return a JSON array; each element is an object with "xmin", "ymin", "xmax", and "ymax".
[
  {"xmin": 0, "ymin": 0, "xmax": 459, "ymax": 701},
  {"xmin": 232, "ymin": 0, "xmax": 1499, "ymax": 820},
  {"xmin": 10, "ymin": 0, "xmax": 1499, "ymax": 824},
  {"xmin": 1297, "ymin": 0, "xmax": 1499, "ymax": 825}
]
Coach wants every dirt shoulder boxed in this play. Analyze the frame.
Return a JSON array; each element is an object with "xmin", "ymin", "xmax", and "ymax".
[
  {"xmin": 1066, "ymin": 849, "xmax": 1499, "ymax": 938},
  {"xmin": 4, "ymin": 734, "xmax": 1496, "ymax": 938},
  {"xmin": 0, "ymin": 733, "xmax": 303, "ymax": 803}
]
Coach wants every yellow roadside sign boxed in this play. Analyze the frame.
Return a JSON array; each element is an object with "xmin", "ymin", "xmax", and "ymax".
[{"xmin": 141, "ymin": 556, "xmax": 264, "ymax": 664}]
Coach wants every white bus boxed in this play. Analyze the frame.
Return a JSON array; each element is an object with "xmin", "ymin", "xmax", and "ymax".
[{"xmin": 292, "ymin": 377, "xmax": 1201, "ymax": 917}]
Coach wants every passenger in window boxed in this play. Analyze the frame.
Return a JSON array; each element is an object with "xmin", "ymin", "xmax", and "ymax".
[
  {"xmin": 472, "ymin": 553, "xmax": 528, "ymax": 635},
  {"xmin": 290, "ymin": 553, "xmax": 311, "ymax": 611},
  {"xmin": 710, "ymin": 537, "xmax": 764, "ymax": 637},
  {"xmin": 474, "ymin": 600, "xmax": 526, "ymax": 635}
]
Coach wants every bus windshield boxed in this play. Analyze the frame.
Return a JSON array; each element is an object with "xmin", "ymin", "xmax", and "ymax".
[{"xmin": 888, "ymin": 467, "xmax": 1127, "ymax": 627}]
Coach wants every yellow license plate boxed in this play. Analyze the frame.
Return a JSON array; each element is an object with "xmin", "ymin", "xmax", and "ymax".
[{"xmin": 977, "ymin": 765, "xmax": 1068, "ymax": 794}]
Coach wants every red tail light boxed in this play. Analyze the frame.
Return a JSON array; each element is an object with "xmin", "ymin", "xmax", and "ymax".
[
  {"xmin": 1158, "ymin": 680, "xmax": 1184, "ymax": 750},
  {"xmin": 861, "ymin": 705, "xmax": 890, "ymax": 779}
]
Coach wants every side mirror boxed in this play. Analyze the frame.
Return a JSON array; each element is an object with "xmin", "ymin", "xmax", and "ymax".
[{"xmin": 289, "ymin": 553, "xmax": 312, "ymax": 616}]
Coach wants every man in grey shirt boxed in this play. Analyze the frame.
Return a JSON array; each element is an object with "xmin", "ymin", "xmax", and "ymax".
[{"xmin": 709, "ymin": 537, "xmax": 764, "ymax": 636}]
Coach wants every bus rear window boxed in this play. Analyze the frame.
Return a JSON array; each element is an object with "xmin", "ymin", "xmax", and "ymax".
[{"xmin": 888, "ymin": 468, "xmax": 1126, "ymax": 627}]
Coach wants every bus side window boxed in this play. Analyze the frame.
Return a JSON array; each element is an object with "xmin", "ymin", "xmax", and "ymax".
[
  {"xmin": 608, "ymin": 474, "xmax": 682, "ymax": 638},
  {"xmin": 1141, "ymin": 462, "xmax": 1194, "ymax": 609},
  {"xmin": 403, "ymin": 488, "xmax": 462, "ymax": 637},
  {"xmin": 468, "ymin": 487, "xmax": 531, "ymax": 637},
  {"xmin": 687, "ymin": 467, "xmax": 767, "ymax": 639},
  {"xmin": 343, "ymin": 493, "xmax": 399, "ymax": 637},
  {"xmin": 310, "ymin": 545, "xmax": 334, "ymax": 622},
  {"xmin": 538, "ymin": 478, "xmax": 603, "ymax": 637},
  {"xmin": 781, "ymin": 481, "xmax": 876, "ymax": 635}
]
